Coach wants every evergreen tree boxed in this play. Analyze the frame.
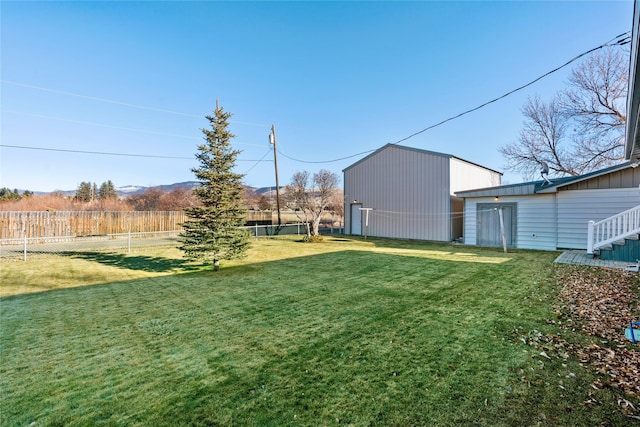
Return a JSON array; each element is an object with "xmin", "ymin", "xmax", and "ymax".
[
  {"xmin": 99, "ymin": 180, "xmax": 117, "ymax": 199},
  {"xmin": 179, "ymin": 102, "xmax": 250, "ymax": 270},
  {"xmin": 76, "ymin": 181, "xmax": 93, "ymax": 202},
  {"xmin": 0, "ymin": 188, "xmax": 22, "ymax": 201}
]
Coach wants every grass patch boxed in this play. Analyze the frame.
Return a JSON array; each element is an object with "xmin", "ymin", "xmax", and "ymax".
[{"xmin": 1, "ymin": 236, "xmax": 636, "ymax": 425}]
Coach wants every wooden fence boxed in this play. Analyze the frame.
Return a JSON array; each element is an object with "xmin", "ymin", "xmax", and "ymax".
[
  {"xmin": 0, "ymin": 211, "xmax": 187, "ymax": 240},
  {"xmin": 0, "ymin": 210, "xmax": 342, "ymax": 240}
]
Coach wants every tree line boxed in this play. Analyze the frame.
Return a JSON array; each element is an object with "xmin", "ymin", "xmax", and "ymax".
[
  {"xmin": 0, "ymin": 179, "xmax": 344, "ymax": 219},
  {"xmin": 74, "ymin": 180, "xmax": 118, "ymax": 202},
  {"xmin": 0, "ymin": 188, "xmax": 34, "ymax": 202}
]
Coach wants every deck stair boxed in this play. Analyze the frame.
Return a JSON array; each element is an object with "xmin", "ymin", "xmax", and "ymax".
[
  {"xmin": 587, "ymin": 205, "xmax": 640, "ymax": 262},
  {"xmin": 595, "ymin": 233, "xmax": 640, "ymax": 262}
]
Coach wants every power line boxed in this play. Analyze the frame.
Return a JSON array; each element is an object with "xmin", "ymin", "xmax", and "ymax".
[
  {"xmin": 243, "ymin": 148, "xmax": 274, "ymax": 174},
  {"xmin": 0, "ymin": 80, "xmax": 268, "ymax": 127},
  {"xmin": 277, "ymin": 147, "xmax": 377, "ymax": 164},
  {"xmin": 389, "ymin": 32, "xmax": 631, "ymax": 146},
  {"xmin": 2, "ymin": 33, "xmax": 629, "ymax": 166},
  {"xmin": 1, "ymin": 80, "xmax": 202, "ymax": 118},
  {"xmin": 0, "ymin": 144, "xmax": 273, "ymax": 162},
  {"xmin": 2, "ymin": 109, "xmax": 197, "ymax": 140},
  {"xmin": 277, "ymin": 32, "xmax": 631, "ymax": 165},
  {"xmin": 1, "ymin": 110, "xmax": 269, "ymax": 148}
]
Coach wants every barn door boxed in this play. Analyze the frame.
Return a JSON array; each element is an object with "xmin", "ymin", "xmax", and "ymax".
[
  {"xmin": 350, "ymin": 203, "xmax": 362, "ymax": 235},
  {"xmin": 477, "ymin": 204, "xmax": 516, "ymax": 248}
]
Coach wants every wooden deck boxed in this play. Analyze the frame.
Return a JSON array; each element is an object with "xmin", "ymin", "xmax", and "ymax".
[{"xmin": 555, "ymin": 250, "xmax": 635, "ymax": 270}]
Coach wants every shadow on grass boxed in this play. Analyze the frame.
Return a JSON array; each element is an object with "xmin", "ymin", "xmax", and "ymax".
[{"xmin": 61, "ymin": 251, "xmax": 199, "ymax": 273}]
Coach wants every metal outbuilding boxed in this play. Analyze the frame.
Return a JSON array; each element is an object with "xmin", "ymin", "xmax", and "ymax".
[{"xmin": 343, "ymin": 144, "xmax": 502, "ymax": 242}]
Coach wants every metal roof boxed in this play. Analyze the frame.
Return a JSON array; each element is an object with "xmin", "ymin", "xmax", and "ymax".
[
  {"xmin": 342, "ymin": 143, "xmax": 502, "ymax": 175},
  {"xmin": 456, "ymin": 162, "xmax": 633, "ymax": 198}
]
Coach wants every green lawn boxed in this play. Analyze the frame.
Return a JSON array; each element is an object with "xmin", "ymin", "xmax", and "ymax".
[{"xmin": 0, "ymin": 236, "xmax": 634, "ymax": 426}]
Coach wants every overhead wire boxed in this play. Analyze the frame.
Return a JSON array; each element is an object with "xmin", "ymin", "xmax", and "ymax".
[
  {"xmin": 0, "ymin": 144, "xmax": 273, "ymax": 162},
  {"xmin": 0, "ymin": 79, "xmax": 269, "ymax": 127},
  {"xmin": 2, "ymin": 109, "xmax": 197, "ymax": 140},
  {"xmin": 243, "ymin": 148, "xmax": 274, "ymax": 174},
  {"xmin": 1, "ymin": 80, "xmax": 203, "ymax": 118},
  {"xmin": 369, "ymin": 209, "xmax": 464, "ymax": 221},
  {"xmin": 386, "ymin": 32, "xmax": 631, "ymax": 147},
  {"xmin": 276, "ymin": 31, "xmax": 631, "ymax": 164},
  {"xmin": 0, "ymin": 32, "xmax": 630, "ymax": 165},
  {"xmin": 277, "ymin": 147, "xmax": 377, "ymax": 164},
  {"xmin": 1, "ymin": 110, "xmax": 269, "ymax": 147}
]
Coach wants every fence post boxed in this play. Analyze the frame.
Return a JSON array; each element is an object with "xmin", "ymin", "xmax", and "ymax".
[
  {"xmin": 587, "ymin": 220, "xmax": 595, "ymax": 255},
  {"xmin": 255, "ymin": 223, "xmax": 258, "ymax": 237},
  {"xmin": 23, "ymin": 228, "xmax": 27, "ymax": 262},
  {"xmin": 128, "ymin": 231, "xmax": 131, "ymax": 254}
]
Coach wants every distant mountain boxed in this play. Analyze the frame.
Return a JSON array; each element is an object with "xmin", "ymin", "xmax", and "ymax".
[
  {"xmin": 114, "ymin": 181, "xmax": 201, "ymax": 196},
  {"xmin": 115, "ymin": 182, "xmax": 277, "ymax": 197},
  {"xmin": 254, "ymin": 186, "xmax": 283, "ymax": 195},
  {"xmin": 143, "ymin": 181, "xmax": 202, "ymax": 193},
  {"xmin": 117, "ymin": 185, "xmax": 146, "ymax": 195},
  {"xmin": 22, "ymin": 181, "xmax": 275, "ymax": 197}
]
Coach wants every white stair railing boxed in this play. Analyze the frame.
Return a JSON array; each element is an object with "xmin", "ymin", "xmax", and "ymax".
[{"xmin": 587, "ymin": 205, "xmax": 640, "ymax": 254}]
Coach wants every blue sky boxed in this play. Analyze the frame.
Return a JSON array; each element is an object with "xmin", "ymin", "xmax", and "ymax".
[{"xmin": 0, "ymin": 1, "xmax": 634, "ymax": 192}]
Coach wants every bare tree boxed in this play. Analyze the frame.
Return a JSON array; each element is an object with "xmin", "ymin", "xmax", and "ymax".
[
  {"xmin": 501, "ymin": 48, "xmax": 628, "ymax": 179},
  {"xmin": 327, "ymin": 188, "xmax": 345, "ymax": 228},
  {"xmin": 127, "ymin": 187, "xmax": 200, "ymax": 211},
  {"xmin": 128, "ymin": 188, "xmax": 164, "ymax": 211},
  {"xmin": 501, "ymin": 96, "xmax": 582, "ymax": 177},
  {"xmin": 561, "ymin": 49, "xmax": 627, "ymax": 138},
  {"xmin": 242, "ymin": 186, "xmax": 261, "ymax": 210},
  {"xmin": 286, "ymin": 169, "xmax": 340, "ymax": 241}
]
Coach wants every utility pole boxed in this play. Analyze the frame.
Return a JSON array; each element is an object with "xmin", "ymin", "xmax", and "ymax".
[{"xmin": 269, "ymin": 125, "xmax": 282, "ymax": 226}]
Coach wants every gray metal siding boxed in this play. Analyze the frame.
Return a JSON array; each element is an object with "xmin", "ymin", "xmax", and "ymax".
[
  {"xmin": 557, "ymin": 188, "xmax": 640, "ymax": 249},
  {"xmin": 450, "ymin": 157, "xmax": 502, "ymax": 194},
  {"xmin": 344, "ymin": 145, "xmax": 451, "ymax": 241}
]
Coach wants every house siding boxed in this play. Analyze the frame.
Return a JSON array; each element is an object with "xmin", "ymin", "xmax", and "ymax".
[
  {"xmin": 463, "ymin": 195, "xmax": 557, "ymax": 250},
  {"xmin": 557, "ymin": 188, "xmax": 640, "ymax": 249},
  {"xmin": 344, "ymin": 145, "xmax": 451, "ymax": 241},
  {"xmin": 560, "ymin": 165, "xmax": 640, "ymax": 190},
  {"xmin": 462, "ymin": 199, "xmax": 478, "ymax": 246}
]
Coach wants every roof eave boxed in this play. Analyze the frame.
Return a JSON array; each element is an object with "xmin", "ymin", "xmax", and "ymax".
[{"xmin": 625, "ymin": 1, "xmax": 640, "ymax": 162}]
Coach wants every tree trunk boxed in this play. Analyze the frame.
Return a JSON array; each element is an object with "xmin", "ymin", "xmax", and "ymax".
[{"xmin": 311, "ymin": 218, "xmax": 321, "ymax": 238}]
